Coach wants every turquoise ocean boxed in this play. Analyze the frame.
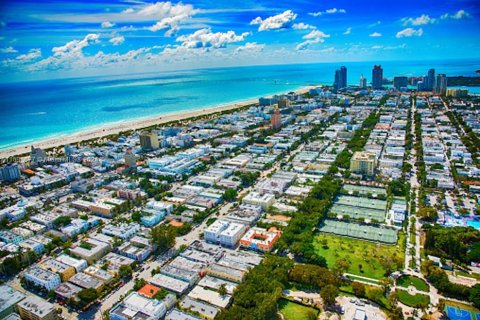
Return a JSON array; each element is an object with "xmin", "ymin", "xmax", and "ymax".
[{"xmin": 0, "ymin": 59, "xmax": 479, "ymax": 151}]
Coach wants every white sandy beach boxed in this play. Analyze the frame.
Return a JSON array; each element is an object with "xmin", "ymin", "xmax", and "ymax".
[{"xmin": 0, "ymin": 86, "xmax": 315, "ymax": 160}]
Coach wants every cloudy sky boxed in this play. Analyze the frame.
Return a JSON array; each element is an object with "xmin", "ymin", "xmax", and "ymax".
[{"xmin": 0, "ymin": 0, "xmax": 479, "ymax": 81}]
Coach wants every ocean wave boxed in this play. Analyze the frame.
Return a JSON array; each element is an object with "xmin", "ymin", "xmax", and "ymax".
[
  {"xmin": 101, "ymin": 96, "xmax": 198, "ymax": 112},
  {"xmin": 26, "ymin": 112, "xmax": 47, "ymax": 116}
]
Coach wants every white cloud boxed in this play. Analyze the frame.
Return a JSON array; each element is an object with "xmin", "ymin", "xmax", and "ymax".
[
  {"xmin": 441, "ymin": 9, "xmax": 471, "ymax": 20},
  {"xmin": 122, "ymin": 8, "xmax": 135, "ymax": 14},
  {"xmin": 401, "ymin": 14, "xmax": 435, "ymax": 26},
  {"xmin": 133, "ymin": 1, "xmax": 198, "ymax": 36},
  {"xmin": 101, "ymin": 21, "xmax": 115, "ymax": 28},
  {"xmin": 309, "ymin": 8, "xmax": 346, "ymax": 17},
  {"xmin": 23, "ymin": 34, "xmax": 99, "ymax": 72},
  {"xmin": 369, "ymin": 32, "xmax": 382, "ymax": 37},
  {"xmin": 176, "ymin": 28, "xmax": 249, "ymax": 49},
  {"xmin": 234, "ymin": 42, "xmax": 265, "ymax": 54},
  {"xmin": 16, "ymin": 48, "xmax": 41, "ymax": 61},
  {"xmin": 368, "ymin": 21, "xmax": 381, "ymax": 28},
  {"xmin": 0, "ymin": 46, "xmax": 18, "ymax": 53},
  {"xmin": 296, "ymin": 30, "xmax": 330, "ymax": 50},
  {"xmin": 52, "ymin": 33, "xmax": 100, "ymax": 57},
  {"xmin": 343, "ymin": 27, "xmax": 351, "ymax": 35},
  {"xmin": 109, "ymin": 35, "xmax": 125, "ymax": 45},
  {"xmin": 396, "ymin": 27, "xmax": 423, "ymax": 38},
  {"xmin": 292, "ymin": 22, "xmax": 315, "ymax": 30},
  {"xmin": 147, "ymin": 15, "xmax": 188, "ymax": 36},
  {"xmin": 250, "ymin": 10, "xmax": 297, "ymax": 31}
]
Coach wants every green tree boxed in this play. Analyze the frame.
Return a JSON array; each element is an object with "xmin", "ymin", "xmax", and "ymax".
[
  {"xmin": 131, "ymin": 211, "xmax": 141, "ymax": 222},
  {"xmin": 119, "ymin": 265, "xmax": 132, "ymax": 279},
  {"xmin": 52, "ymin": 216, "xmax": 72, "ymax": 228},
  {"xmin": 366, "ymin": 287, "xmax": 384, "ymax": 305},
  {"xmin": 468, "ymin": 242, "xmax": 480, "ymax": 262},
  {"xmin": 320, "ymin": 284, "xmax": 339, "ymax": 307},
  {"xmin": 417, "ymin": 207, "xmax": 438, "ymax": 222},
  {"xmin": 77, "ymin": 288, "xmax": 98, "ymax": 306},
  {"xmin": 151, "ymin": 224, "xmax": 176, "ymax": 253},
  {"xmin": 470, "ymin": 284, "xmax": 480, "ymax": 308},
  {"xmin": 352, "ymin": 282, "xmax": 366, "ymax": 298},
  {"xmin": 224, "ymin": 189, "xmax": 238, "ymax": 202},
  {"xmin": 332, "ymin": 258, "xmax": 351, "ymax": 277},
  {"xmin": 133, "ymin": 278, "xmax": 147, "ymax": 291},
  {"xmin": 218, "ymin": 283, "xmax": 227, "ymax": 296}
]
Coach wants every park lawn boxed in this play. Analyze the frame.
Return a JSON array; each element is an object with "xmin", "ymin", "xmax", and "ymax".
[
  {"xmin": 278, "ymin": 299, "xmax": 319, "ymax": 320},
  {"xmin": 397, "ymin": 290, "xmax": 430, "ymax": 308},
  {"xmin": 396, "ymin": 275, "xmax": 429, "ymax": 292},
  {"xmin": 313, "ymin": 233, "xmax": 405, "ymax": 279}
]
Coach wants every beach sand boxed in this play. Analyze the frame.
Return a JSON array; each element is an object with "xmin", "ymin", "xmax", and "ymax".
[{"xmin": 0, "ymin": 86, "xmax": 315, "ymax": 160}]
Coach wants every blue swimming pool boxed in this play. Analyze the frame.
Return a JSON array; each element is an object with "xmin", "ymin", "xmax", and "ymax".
[
  {"xmin": 446, "ymin": 306, "xmax": 472, "ymax": 320},
  {"xmin": 467, "ymin": 220, "xmax": 480, "ymax": 230}
]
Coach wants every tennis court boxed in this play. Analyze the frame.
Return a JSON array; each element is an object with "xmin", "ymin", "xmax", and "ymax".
[
  {"xmin": 342, "ymin": 184, "xmax": 387, "ymax": 196},
  {"xmin": 329, "ymin": 194, "xmax": 387, "ymax": 222},
  {"xmin": 319, "ymin": 219, "xmax": 398, "ymax": 244},
  {"xmin": 336, "ymin": 195, "xmax": 387, "ymax": 210},
  {"xmin": 445, "ymin": 306, "xmax": 480, "ymax": 320},
  {"xmin": 330, "ymin": 203, "xmax": 386, "ymax": 222}
]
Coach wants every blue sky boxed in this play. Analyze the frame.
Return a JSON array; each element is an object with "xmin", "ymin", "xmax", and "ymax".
[{"xmin": 0, "ymin": 0, "xmax": 479, "ymax": 81}]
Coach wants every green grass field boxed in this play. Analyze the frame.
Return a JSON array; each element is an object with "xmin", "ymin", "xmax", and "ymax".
[
  {"xmin": 455, "ymin": 271, "xmax": 480, "ymax": 281},
  {"xmin": 313, "ymin": 233, "xmax": 405, "ymax": 279},
  {"xmin": 396, "ymin": 275, "xmax": 429, "ymax": 292},
  {"xmin": 397, "ymin": 290, "xmax": 430, "ymax": 308},
  {"xmin": 278, "ymin": 299, "xmax": 319, "ymax": 320}
]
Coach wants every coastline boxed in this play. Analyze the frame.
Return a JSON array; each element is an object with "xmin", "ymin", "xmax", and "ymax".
[{"xmin": 0, "ymin": 85, "xmax": 315, "ymax": 160}]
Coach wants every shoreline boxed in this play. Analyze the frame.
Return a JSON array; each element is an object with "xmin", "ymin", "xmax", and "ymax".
[{"xmin": 0, "ymin": 85, "xmax": 315, "ymax": 160}]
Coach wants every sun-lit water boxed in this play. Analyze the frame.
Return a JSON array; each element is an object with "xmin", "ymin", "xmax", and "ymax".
[{"xmin": 1, "ymin": 59, "xmax": 479, "ymax": 150}]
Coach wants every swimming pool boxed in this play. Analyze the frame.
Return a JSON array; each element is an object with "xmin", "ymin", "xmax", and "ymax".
[{"xmin": 467, "ymin": 220, "xmax": 480, "ymax": 230}]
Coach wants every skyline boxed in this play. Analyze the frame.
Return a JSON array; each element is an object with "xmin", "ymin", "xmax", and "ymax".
[{"xmin": 0, "ymin": 0, "xmax": 479, "ymax": 82}]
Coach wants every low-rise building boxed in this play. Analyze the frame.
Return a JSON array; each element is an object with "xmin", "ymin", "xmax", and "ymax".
[
  {"xmin": 109, "ymin": 292, "xmax": 175, "ymax": 320},
  {"xmin": 24, "ymin": 265, "xmax": 61, "ymax": 291},
  {"xmin": 102, "ymin": 223, "xmax": 140, "ymax": 240},
  {"xmin": 205, "ymin": 264, "xmax": 245, "ymax": 283},
  {"xmin": 38, "ymin": 258, "xmax": 76, "ymax": 281},
  {"xmin": 83, "ymin": 266, "xmax": 113, "ymax": 284},
  {"xmin": 0, "ymin": 230, "xmax": 23, "ymax": 245},
  {"xmin": 55, "ymin": 254, "xmax": 88, "ymax": 272},
  {"xmin": 99, "ymin": 253, "xmax": 136, "ymax": 274},
  {"xmin": 54, "ymin": 282, "xmax": 82, "ymax": 301},
  {"xmin": 19, "ymin": 239, "xmax": 45, "ymax": 254},
  {"xmin": 68, "ymin": 272, "xmax": 104, "ymax": 293},
  {"xmin": 188, "ymin": 285, "xmax": 232, "ymax": 309},
  {"xmin": 242, "ymin": 191, "xmax": 275, "ymax": 210},
  {"xmin": 239, "ymin": 227, "xmax": 281, "ymax": 253},
  {"xmin": 70, "ymin": 238, "xmax": 111, "ymax": 264},
  {"xmin": 117, "ymin": 241, "xmax": 152, "ymax": 262},
  {"xmin": 16, "ymin": 296, "xmax": 58, "ymax": 320},
  {"xmin": 204, "ymin": 220, "xmax": 247, "ymax": 248},
  {"xmin": 150, "ymin": 274, "xmax": 191, "ymax": 294},
  {"xmin": 0, "ymin": 285, "xmax": 26, "ymax": 319}
]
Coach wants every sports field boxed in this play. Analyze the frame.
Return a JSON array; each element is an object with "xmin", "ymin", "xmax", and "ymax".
[
  {"xmin": 329, "ymin": 194, "xmax": 387, "ymax": 222},
  {"xmin": 445, "ymin": 306, "xmax": 480, "ymax": 320},
  {"xmin": 319, "ymin": 219, "xmax": 398, "ymax": 244},
  {"xmin": 342, "ymin": 184, "xmax": 387, "ymax": 196}
]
